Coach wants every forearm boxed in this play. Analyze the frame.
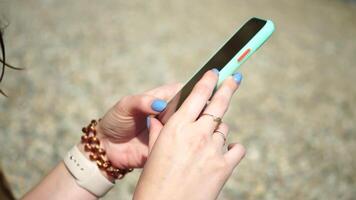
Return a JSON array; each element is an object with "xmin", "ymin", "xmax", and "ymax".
[{"xmin": 22, "ymin": 162, "xmax": 97, "ymax": 200}]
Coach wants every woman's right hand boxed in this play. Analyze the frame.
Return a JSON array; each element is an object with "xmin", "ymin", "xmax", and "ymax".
[{"xmin": 134, "ymin": 69, "xmax": 245, "ymax": 200}]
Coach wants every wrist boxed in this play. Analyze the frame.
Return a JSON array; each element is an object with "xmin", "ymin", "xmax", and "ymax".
[
  {"xmin": 62, "ymin": 119, "xmax": 132, "ymax": 198},
  {"xmin": 96, "ymin": 122, "xmax": 130, "ymax": 170},
  {"xmin": 80, "ymin": 119, "xmax": 133, "ymax": 179}
]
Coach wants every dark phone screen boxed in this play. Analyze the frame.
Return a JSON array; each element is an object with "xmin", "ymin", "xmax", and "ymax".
[{"xmin": 159, "ymin": 18, "xmax": 266, "ymax": 123}]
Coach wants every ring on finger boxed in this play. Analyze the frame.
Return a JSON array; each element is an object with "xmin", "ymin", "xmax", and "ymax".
[
  {"xmin": 213, "ymin": 130, "xmax": 226, "ymax": 145},
  {"xmin": 201, "ymin": 113, "xmax": 222, "ymax": 125}
]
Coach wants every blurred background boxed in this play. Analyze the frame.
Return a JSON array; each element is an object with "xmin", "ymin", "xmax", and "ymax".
[{"xmin": 0, "ymin": 0, "xmax": 355, "ymax": 199}]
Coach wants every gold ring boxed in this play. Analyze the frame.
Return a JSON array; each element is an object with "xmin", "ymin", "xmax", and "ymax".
[
  {"xmin": 213, "ymin": 130, "xmax": 226, "ymax": 145},
  {"xmin": 201, "ymin": 113, "xmax": 222, "ymax": 125}
]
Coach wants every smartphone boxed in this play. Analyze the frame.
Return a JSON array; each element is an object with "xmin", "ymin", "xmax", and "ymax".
[{"xmin": 158, "ymin": 17, "xmax": 275, "ymax": 124}]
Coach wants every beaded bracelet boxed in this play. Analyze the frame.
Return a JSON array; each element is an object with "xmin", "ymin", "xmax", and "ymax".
[{"xmin": 81, "ymin": 119, "xmax": 133, "ymax": 179}]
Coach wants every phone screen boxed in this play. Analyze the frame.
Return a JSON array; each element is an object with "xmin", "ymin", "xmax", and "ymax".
[{"xmin": 159, "ymin": 18, "xmax": 266, "ymax": 123}]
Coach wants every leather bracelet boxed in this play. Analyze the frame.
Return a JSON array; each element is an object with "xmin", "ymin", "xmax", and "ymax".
[
  {"xmin": 63, "ymin": 145, "xmax": 114, "ymax": 197},
  {"xmin": 63, "ymin": 119, "xmax": 133, "ymax": 197}
]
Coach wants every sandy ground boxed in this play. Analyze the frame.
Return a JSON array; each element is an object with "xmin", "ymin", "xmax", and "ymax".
[{"xmin": 0, "ymin": 0, "xmax": 356, "ymax": 199}]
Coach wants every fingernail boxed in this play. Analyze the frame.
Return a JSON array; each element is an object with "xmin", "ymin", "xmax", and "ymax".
[
  {"xmin": 146, "ymin": 116, "xmax": 150, "ymax": 129},
  {"xmin": 212, "ymin": 68, "xmax": 219, "ymax": 75},
  {"xmin": 233, "ymin": 72, "xmax": 243, "ymax": 84},
  {"xmin": 151, "ymin": 99, "xmax": 167, "ymax": 112}
]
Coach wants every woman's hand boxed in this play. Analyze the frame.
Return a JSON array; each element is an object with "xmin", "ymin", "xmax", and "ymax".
[
  {"xmin": 134, "ymin": 69, "xmax": 245, "ymax": 200},
  {"xmin": 24, "ymin": 84, "xmax": 182, "ymax": 200},
  {"xmin": 96, "ymin": 83, "xmax": 182, "ymax": 169}
]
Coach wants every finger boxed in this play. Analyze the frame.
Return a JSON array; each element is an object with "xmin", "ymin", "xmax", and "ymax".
[
  {"xmin": 145, "ymin": 83, "xmax": 183, "ymax": 101},
  {"xmin": 224, "ymin": 143, "xmax": 246, "ymax": 170},
  {"xmin": 117, "ymin": 94, "xmax": 168, "ymax": 115},
  {"xmin": 212, "ymin": 123, "xmax": 229, "ymax": 148},
  {"xmin": 147, "ymin": 116, "xmax": 163, "ymax": 153},
  {"xmin": 176, "ymin": 69, "xmax": 219, "ymax": 122},
  {"xmin": 197, "ymin": 73, "xmax": 242, "ymax": 132}
]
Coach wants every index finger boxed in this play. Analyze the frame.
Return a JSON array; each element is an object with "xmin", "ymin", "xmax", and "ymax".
[{"xmin": 175, "ymin": 69, "xmax": 219, "ymax": 122}]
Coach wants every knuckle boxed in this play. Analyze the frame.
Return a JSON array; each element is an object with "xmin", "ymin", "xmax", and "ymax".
[
  {"xmin": 212, "ymin": 94, "xmax": 229, "ymax": 108},
  {"xmin": 218, "ymin": 81, "xmax": 236, "ymax": 98},
  {"xmin": 218, "ymin": 123, "xmax": 229, "ymax": 132},
  {"xmin": 229, "ymin": 143, "xmax": 246, "ymax": 158},
  {"xmin": 189, "ymin": 132, "xmax": 210, "ymax": 150},
  {"xmin": 203, "ymin": 70, "xmax": 218, "ymax": 81},
  {"xmin": 205, "ymin": 143, "xmax": 216, "ymax": 154},
  {"xmin": 198, "ymin": 133, "xmax": 210, "ymax": 144},
  {"xmin": 194, "ymin": 82, "xmax": 212, "ymax": 96}
]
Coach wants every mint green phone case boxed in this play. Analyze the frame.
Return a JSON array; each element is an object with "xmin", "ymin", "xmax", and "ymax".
[
  {"xmin": 217, "ymin": 19, "xmax": 275, "ymax": 86},
  {"xmin": 158, "ymin": 18, "xmax": 275, "ymax": 123}
]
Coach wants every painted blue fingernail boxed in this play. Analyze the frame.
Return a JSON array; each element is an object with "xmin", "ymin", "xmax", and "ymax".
[
  {"xmin": 146, "ymin": 116, "xmax": 150, "ymax": 129},
  {"xmin": 212, "ymin": 68, "xmax": 219, "ymax": 75},
  {"xmin": 151, "ymin": 99, "xmax": 167, "ymax": 112},
  {"xmin": 233, "ymin": 72, "xmax": 243, "ymax": 84}
]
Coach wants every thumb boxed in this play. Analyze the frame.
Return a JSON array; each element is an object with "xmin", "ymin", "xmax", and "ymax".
[
  {"xmin": 117, "ymin": 94, "xmax": 168, "ymax": 116},
  {"xmin": 147, "ymin": 116, "xmax": 163, "ymax": 153}
]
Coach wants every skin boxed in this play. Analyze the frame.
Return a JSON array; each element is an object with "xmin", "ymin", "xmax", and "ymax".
[
  {"xmin": 22, "ymin": 83, "xmax": 182, "ymax": 200},
  {"xmin": 134, "ymin": 70, "xmax": 245, "ymax": 200},
  {"xmin": 97, "ymin": 83, "xmax": 183, "ymax": 170},
  {"xmin": 22, "ymin": 69, "xmax": 245, "ymax": 200}
]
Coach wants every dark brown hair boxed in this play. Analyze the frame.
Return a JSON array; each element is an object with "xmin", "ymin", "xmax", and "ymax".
[{"xmin": 0, "ymin": 24, "xmax": 23, "ymax": 97}]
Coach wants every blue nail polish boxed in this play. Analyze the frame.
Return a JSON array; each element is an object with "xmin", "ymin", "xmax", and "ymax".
[
  {"xmin": 146, "ymin": 116, "xmax": 150, "ymax": 129},
  {"xmin": 151, "ymin": 99, "xmax": 167, "ymax": 112},
  {"xmin": 233, "ymin": 72, "xmax": 243, "ymax": 84},
  {"xmin": 212, "ymin": 68, "xmax": 219, "ymax": 75}
]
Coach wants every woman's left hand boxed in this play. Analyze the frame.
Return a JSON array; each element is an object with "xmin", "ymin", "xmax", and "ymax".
[{"xmin": 96, "ymin": 83, "xmax": 182, "ymax": 169}]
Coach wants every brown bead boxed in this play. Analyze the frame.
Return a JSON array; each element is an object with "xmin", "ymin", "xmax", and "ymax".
[
  {"xmin": 89, "ymin": 153, "xmax": 98, "ymax": 161},
  {"xmin": 91, "ymin": 144, "xmax": 100, "ymax": 152},
  {"xmin": 111, "ymin": 169, "xmax": 118, "ymax": 174},
  {"xmin": 81, "ymin": 135, "xmax": 89, "ymax": 143},
  {"xmin": 117, "ymin": 174, "xmax": 124, "ymax": 179},
  {"xmin": 106, "ymin": 166, "xmax": 114, "ymax": 172},
  {"xmin": 102, "ymin": 161, "xmax": 110, "ymax": 169},
  {"xmin": 82, "ymin": 127, "xmax": 87, "ymax": 133},
  {"xmin": 84, "ymin": 143, "xmax": 92, "ymax": 151},
  {"xmin": 86, "ymin": 135, "xmax": 94, "ymax": 142},
  {"xmin": 97, "ymin": 148, "xmax": 106, "ymax": 155},
  {"xmin": 107, "ymin": 171, "xmax": 115, "ymax": 178},
  {"xmin": 96, "ymin": 160, "xmax": 103, "ymax": 168},
  {"xmin": 99, "ymin": 154, "xmax": 106, "ymax": 162},
  {"xmin": 91, "ymin": 137, "xmax": 100, "ymax": 145},
  {"xmin": 91, "ymin": 119, "xmax": 96, "ymax": 125},
  {"xmin": 88, "ymin": 125, "xmax": 95, "ymax": 132}
]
